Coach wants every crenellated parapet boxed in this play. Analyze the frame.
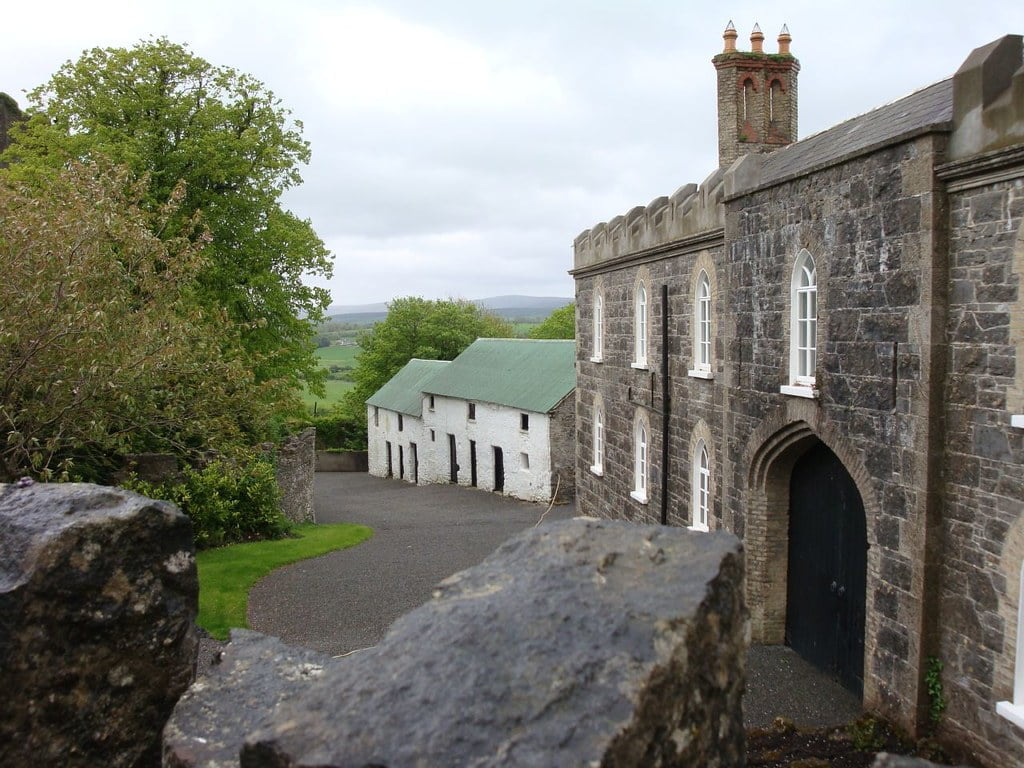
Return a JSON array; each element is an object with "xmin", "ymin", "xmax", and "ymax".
[{"xmin": 573, "ymin": 166, "xmax": 727, "ymax": 271}]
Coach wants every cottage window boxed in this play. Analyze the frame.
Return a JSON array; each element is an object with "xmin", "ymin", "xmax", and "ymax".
[
  {"xmin": 633, "ymin": 281, "xmax": 648, "ymax": 369},
  {"xmin": 782, "ymin": 249, "xmax": 819, "ymax": 398},
  {"xmin": 373, "ymin": 406, "xmax": 379, "ymax": 427},
  {"xmin": 690, "ymin": 440, "xmax": 710, "ymax": 531},
  {"xmin": 590, "ymin": 405, "xmax": 604, "ymax": 475},
  {"xmin": 430, "ymin": 429, "xmax": 436, "ymax": 442},
  {"xmin": 997, "ymin": 561, "xmax": 1024, "ymax": 729},
  {"xmin": 631, "ymin": 415, "xmax": 648, "ymax": 504},
  {"xmin": 468, "ymin": 403, "xmax": 476, "ymax": 421},
  {"xmin": 591, "ymin": 292, "xmax": 604, "ymax": 362},
  {"xmin": 520, "ymin": 413, "xmax": 529, "ymax": 431},
  {"xmin": 520, "ymin": 452, "xmax": 530, "ymax": 470},
  {"xmin": 689, "ymin": 271, "xmax": 713, "ymax": 379},
  {"xmin": 428, "ymin": 395, "xmax": 435, "ymax": 410},
  {"xmin": 398, "ymin": 414, "xmax": 404, "ymax": 432}
]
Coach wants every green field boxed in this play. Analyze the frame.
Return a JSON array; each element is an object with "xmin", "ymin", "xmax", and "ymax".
[{"xmin": 303, "ymin": 345, "xmax": 358, "ymax": 411}]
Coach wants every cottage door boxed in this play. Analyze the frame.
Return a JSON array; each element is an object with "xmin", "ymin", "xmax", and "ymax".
[
  {"xmin": 410, "ymin": 443, "xmax": 418, "ymax": 484},
  {"xmin": 448, "ymin": 434, "xmax": 458, "ymax": 483},
  {"xmin": 470, "ymin": 440, "xmax": 478, "ymax": 487},
  {"xmin": 785, "ymin": 441, "xmax": 867, "ymax": 696},
  {"xmin": 398, "ymin": 445, "xmax": 405, "ymax": 480},
  {"xmin": 386, "ymin": 441, "xmax": 393, "ymax": 478},
  {"xmin": 494, "ymin": 447, "xmax": 504, "ymax": 492}
]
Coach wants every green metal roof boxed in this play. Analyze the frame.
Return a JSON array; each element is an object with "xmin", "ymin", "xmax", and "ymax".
[
  {"xmin": 366, "ymin": 359, "xmax": 450, "ymax": 416},
  {"xmin": 423, "ymin": 339, "xmax": 576, "ymax": 413}
]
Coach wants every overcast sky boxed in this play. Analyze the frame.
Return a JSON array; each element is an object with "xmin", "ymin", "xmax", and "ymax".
[{"xmin": 3, "ymin": 1, "xmax": 1020, "ymax": 308}]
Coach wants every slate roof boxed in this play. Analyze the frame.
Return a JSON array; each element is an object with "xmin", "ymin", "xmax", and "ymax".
[
  {"xmin": 756, "ymin": 78, "xmax": 954, "ymax": 190},
  {"xmin": 366, "ymin": 358, "xmax": 450, "ymax": 416},
  {"xmin": 423, "ymin": 339, "xmax": 576, "ymax": 414}
]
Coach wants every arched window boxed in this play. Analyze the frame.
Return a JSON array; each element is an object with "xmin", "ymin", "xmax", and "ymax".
[
  {"xmin": 590, "ymin": 404, "xmax": 604, "ymax": 475},
  {"xmin": 592, "ymin": 292, "xmax": 604, "ymax": 362},
  {"xmin": 694, "ymin": 271, "xmax": 711, "ymax": 374},
  {"xmin": 786, "ymin": 250, "xmax": 817, "ymax": 393},
  {"xmin": 633, "ymin": 281, "xmax": 648, "ymax": 368},
  {"xmin": 998, "ymin": 562, "xmax": 1024, "ymax": 728},
  {"xmin": 691, "ymin": 440, "xmax": 710, "ymax": 531},
  {"xmin": 742, "ymin": 78, "xmax": 754, "ymax": 121},
  {"xmin": 631, "ymin": 415, "xmax": 648, "ymax": 503}
]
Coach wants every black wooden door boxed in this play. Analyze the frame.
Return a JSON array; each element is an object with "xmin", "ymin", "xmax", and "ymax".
[
  {"xmin": 398, "ymin": 445, "xmax": 404, "ymax": 480},
  {"xmin": 494, "ymin": 447, "xmax": 504, "ymax": 492},
  {"xmin": 786, "ymin": 442, "xmax": 867, "ymax": 696},
  {"xmin": 470, "ymin": 440, "xmax": 478, "ymax": 487},
  {"xmin": 448, "ymin": 434, "xmax": 458, "ymax": 483},
  {"xmin": 386, "ymin": 441, "xmax": 393, "ymax": 478},
  {"xmin": 410, "ymin": 443, "xmax": 418, "ymax": 484}
]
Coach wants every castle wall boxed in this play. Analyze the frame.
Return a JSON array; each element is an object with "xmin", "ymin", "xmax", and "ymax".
[{"xmin": 936, "ymin": 151, "xmax": 1024, "ymax": 766}]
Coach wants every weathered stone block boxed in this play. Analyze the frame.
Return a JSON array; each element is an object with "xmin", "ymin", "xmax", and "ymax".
[
  {"xmin": 168, "ymin": 519, "xmax": 746, "ymax": 768},
  {"xmin": 0, "ymin": 482, "xmax": 198, "ymax": 768}
]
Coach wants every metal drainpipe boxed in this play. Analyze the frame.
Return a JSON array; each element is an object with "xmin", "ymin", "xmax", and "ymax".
[{"xmin": 660, "ymin": 283, "xmax": 670, "ymax": 526}]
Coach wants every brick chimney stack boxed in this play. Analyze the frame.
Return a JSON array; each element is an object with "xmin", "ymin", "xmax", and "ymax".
[{"xmin": 712, "ymin": 21, "xmax": 800, "ymax": 167}]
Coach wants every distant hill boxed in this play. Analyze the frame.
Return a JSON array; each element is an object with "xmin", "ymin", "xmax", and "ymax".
[{"xmin": 325, "ymin": 295, "xmax": 572, "ymax": 326}]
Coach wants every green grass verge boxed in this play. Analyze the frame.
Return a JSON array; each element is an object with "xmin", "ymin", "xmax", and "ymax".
[
  {"xmin": 315, "ymin": 345, "xmax": 358, "ymax": 364},
  {"xmin": 301, "ymin": 377, "xmax": 354, "ymax": 410},
  {"xmin": 195, "ymin": 523, "xmax": 373, "ymax": 640}
]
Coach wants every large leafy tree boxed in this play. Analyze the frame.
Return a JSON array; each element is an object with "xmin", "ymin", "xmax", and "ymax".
[
  {"xmin": 2, "ymin": 38, "xmax": 331, "ymax": 391},
  {"xmin": 0, "ymin": 160, "xmax": 282, "ymax": 481},
  {"xmin": 529, "ymin": 303, "xmax": 575, "ymax": 339},
  {"xmin": 343, "ymin": 298, "xmax": 513, "ymax": 421}
]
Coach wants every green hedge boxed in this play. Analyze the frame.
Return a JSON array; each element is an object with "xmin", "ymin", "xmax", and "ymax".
[
  {"xmin": 123, "ymin": 454, "xmax": 289, "ymax": 549},
  {"xmin": 311, "ymin": 411, "xmax": 366, "ymax": 451}
]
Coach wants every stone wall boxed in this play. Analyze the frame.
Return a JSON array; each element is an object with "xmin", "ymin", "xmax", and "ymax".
[
  {"xmin": 314, "ymin": 450, "xmax": 368, "ymax": 472},
  {"xmin": 165, "ymin": 519, "xmax": 747, "ymax": 768},
  {"xmin": 275, "ymin": 428, "xmax": 315, "ymax": 524},
  {"xmin": 935, "ymin": 153, "xmax": 1024, "ymax": 767},
  {"xmin": 0, "ymin": 482, "xmax": 198, "ymax": 768},
  {"xmin": 547, "ymin": 392, "xmax": 576, "ymax": 501}
]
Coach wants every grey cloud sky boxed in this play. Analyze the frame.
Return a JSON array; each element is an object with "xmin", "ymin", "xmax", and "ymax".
[{"xmin": 3, "ymin": 1, "xmax": 1020, "ymax": 306}]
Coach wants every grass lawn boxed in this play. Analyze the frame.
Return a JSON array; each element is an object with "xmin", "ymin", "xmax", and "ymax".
[
  {"xmin": 302, "ymin": 345, "xmax": 359, "ymax": 411},
  {"xmin": 315, "ymin": 345, "xmax": 358, "ymax": 364},
  {"xmin": 196, "ymin": 523, "xmax": 373, "ymax": 640}
]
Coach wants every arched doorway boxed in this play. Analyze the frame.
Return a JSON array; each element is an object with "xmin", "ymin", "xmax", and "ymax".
[{"xmin": 786, "ymin": 441, "xmax": 867, "ymax": 695}]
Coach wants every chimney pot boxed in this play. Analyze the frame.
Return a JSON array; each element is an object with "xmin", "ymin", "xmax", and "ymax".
[
  {"xmin": 778, "ymin": 24, "xmax": 792, "ymax": 55},
  {"xmin": 723, "ymin": 20, "xmax": 738, "ymax": 53},
  {"xmin": 751, "ymin": 23, "xmax": 764, "ymax": 53}
]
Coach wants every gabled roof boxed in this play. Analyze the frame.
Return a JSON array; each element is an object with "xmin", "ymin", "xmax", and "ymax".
[
  {"xmin": 757, "ymin": 78, "xmax": 954, "ymax": 189},
  {"xmin": 423, "ymin": 339, "xmax": 576, "ymax": 414},
  {"xmin": 366, "ymin": 359, "xmax": 450, "ymax": 416}
]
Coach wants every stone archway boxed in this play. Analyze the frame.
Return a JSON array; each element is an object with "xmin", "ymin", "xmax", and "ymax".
[{"xmin": 743, "ymin": 413, "xmax": 879, "ymax": 700}]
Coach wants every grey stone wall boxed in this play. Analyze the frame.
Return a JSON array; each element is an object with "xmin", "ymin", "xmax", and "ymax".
[
  {"xmin": 547, "ymin": 392, "xmax": 576, "ymax": 501},
  {"xmin": 0, "ymin": 483, "xmax": 198, "ymax": 768},
  {"xmin": 314, "ymin": 450, "xmax": 368, "ymax": 472},
  {"xmin": 275, "ymin": 428, "xmax": 315, "ymax": 524},
  {"xmin": 166, "ymin": 519, "xmax": 747, "ymax": 768},
  {"xmin": 936, "ymin": 157, "xmax": 1024, "ymax": 767}
]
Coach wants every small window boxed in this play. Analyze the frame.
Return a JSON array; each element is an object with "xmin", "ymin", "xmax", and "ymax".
[
  {"xmin": 592, "ymin": 292, "xmax": 604, "ymax": 362},
  {"xmin": 690, "ymin": 271, "xmax": 713, "ymax": 379},
  {"xmin": 691, "ymin": 440, "xmax": 710, "ymax": 531},
  {"xmin": 398, "ymin": 414, "xmax": 404, "ymax": 432},
  {"xmin": 631, "ymin": 415, "xmax": 648, "ymax": 504},
  {"xmin": 591, "ymin": 405, "xmax": 604, "ymax": 475},
  {"xmin": 520, "ymin": 452, "xmax": 530, "ymax": 470},
  {"xmin": 520, "ymin": 413, "xmax": 529, "ymax": 431},
  {"xmin": 428, "ymin": 395, "xmax": 435, "ymax": 410},
  {"xmin": 784, "ymin": 249, "xmax": 818, "ymax": 396},
  {"xmin": 468, "ymin": 403, "xmax": 476, "ymax": 421},
  {"xmin": 633, "ymin": 281, "xmax": 648, "ymax": 368},
  {"xmin": 997, "ymin": 561, "xmax": 1024, "ymax": 729},
  {"xmin": 373, "ymin": 406, "xmax": 379, "ymax": 427},
  {"xmin": 430, "ymin": 429, "xmax": 436, "ymax": 442}
]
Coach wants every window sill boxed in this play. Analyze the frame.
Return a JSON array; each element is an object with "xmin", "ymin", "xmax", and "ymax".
[
  {"xmin": 629, "ymin": 490, "xmax": 648, "ymax": 505},
  {"xmin": 589, "ymin": 465, "xmax": 603, "ymax": 477},
  {"xmin": 688, "ymin": 523, "xmax": 710, "ymax": 533},
  {"xmin": 589, "ymin": 356, "xmax": 603, "ymax": 363},
  {"xmin": 631, "ymin": 361, "xmax": 649, "ymax": 370},
  {"xmin": 688, "ymin": 369, "xmax": 714, "ymax": 380},
  {"xmin": 1012, "ymin": 414, "xmax": 1024, "ymax": 429},
  {"xmin": 997, "ymin": 701, "xmax": 1024, "ymax": 730},
  {"xmin": 780, "ymin": 384, "xmax": 818, "ymax": 399}
]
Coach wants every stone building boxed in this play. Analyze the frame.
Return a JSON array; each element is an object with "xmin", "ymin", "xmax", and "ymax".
[
  {"xmin": 367, "ymin": 338, "xmax": 575, "ymax": 503},
  {"xmin": 571, "ymin": 24, "xmax": 1024, "ymax": 767}
]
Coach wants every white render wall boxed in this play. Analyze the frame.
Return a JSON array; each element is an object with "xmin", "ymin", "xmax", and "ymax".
[
  {"xmin": 366, "ymin": 405, "xmax": 425, "ymax": 483},
  {"xmin": 419, "ymin": 395, "xmax": 555, "ymax": 503}
]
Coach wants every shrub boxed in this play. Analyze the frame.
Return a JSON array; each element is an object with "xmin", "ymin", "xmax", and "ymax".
[
  {"xmin": 312, "ymin": 411, "xmax": 367, "ymax": 451},
  {"xmin": 124, "ymin": 453, "xmax": 289, "ymax": 548}
]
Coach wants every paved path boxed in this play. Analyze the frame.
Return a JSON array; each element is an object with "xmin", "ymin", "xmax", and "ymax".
[{"xmin": 247, "ymin": 472, "xmax": 862, "ymax": 729}]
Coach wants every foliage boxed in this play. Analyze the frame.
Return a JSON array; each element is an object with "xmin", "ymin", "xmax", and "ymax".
[
  {"xmin": 925, "ymin": 656, "xmax": 947, "ymax": 724},
  {"xmin": 123, "ymin": 453, "xmax": 288, "ymax": 549},
  {"xmin": 848, "ymin": 715, "xmax": 889, "ymax": 752},
  {"xmin": 196, "ymin": 522, "xmax": 373, "ymax": 639},
  {"xmin": 2, "ymin": 37, "xmax": 332, "ymax": 393},
  {"xmin": 0, "ymin": 160, "xmax": 288, "ymax": 481},
  {"xmin": 528, "ymin": 303, "xmax": 575, "ymax": 339},
  {"xmin": 311, "ymin": 411, "xmax": 366, "ymax": 450},
  {"xmin": 341, "ymin": 297, "xmax": 513, "ymax": 423}
]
